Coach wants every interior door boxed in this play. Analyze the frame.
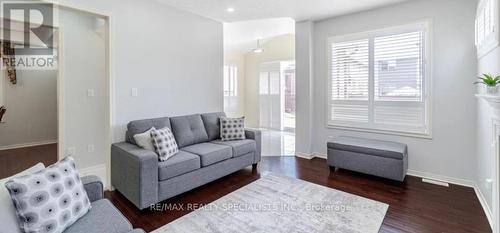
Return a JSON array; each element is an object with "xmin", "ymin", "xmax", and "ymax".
[{"xmin": 259, "ymin": 62, "xmax": 282, "ymax": 130}]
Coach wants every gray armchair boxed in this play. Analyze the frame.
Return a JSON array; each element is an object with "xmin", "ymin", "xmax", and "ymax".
[{"xmin": 63, "ymin": 175, "xmax": 144, "ymax": 233}]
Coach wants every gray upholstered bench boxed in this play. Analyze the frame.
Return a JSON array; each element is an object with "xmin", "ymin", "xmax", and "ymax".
[{"xmin": 327, "ymin": 136, "xmax": 408, "ymax": 181}]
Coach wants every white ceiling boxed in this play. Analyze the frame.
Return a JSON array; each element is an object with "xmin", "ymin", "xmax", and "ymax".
[
  {"xmin": 155, "ymin": 0, "xmax": 408, "ymax": 22},
  {"xmin": 224, "ymin": 18, "xmax": 295, "ymax": 53}
]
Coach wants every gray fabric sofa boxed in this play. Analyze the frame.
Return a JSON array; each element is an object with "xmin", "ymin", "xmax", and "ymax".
[
  {"xmin": 65, "ymin": 175, "xmax": 144, "ymax": 233},
  {"xmin": 327, "ymin": 136, "xmax": 408, "ymax": 181},
  {"xmin": 111, "ymin": 112, "xmax": 262, "ymax": 210}
]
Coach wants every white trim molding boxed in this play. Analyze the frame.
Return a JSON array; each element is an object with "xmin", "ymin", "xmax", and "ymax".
[
  {"xmin": 476, "ymin": 185, "xmax": 494, "ymax": 228},
  {"xmin": 406, "ymin": 169, "xmax": 475, "ymax": 188},
  {"xmin": 295, "ymin": 152, "xmax": 314, "ymax": 160},
  {"xmin": 78, "ymin": 163, "xmax": 108, "ymax": 190},
  {"xmin": 0, "ymin": 140, "xmax": 57, "ymax": 151}
]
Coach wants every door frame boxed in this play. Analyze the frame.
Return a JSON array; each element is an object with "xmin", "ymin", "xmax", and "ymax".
[{"xmin": 50, "ymin": 1, "xmax": 114, "ymax": 187}]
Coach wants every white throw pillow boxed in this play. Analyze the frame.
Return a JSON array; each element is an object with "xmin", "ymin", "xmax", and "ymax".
[
  {"xmin": 220, "ymin": 117, "xmax": 246, "ymax": 141},
  {"xmin": 133, "ymin": 127, "xmax": 156, "ymax": 151},
  {"xmin": 1, "ymin": 163, "xmax": 45, "ymax": 233},
  {"xmin": 5, "ymin": 156, "xmax": 91, "ymax": 233},
  {"xmin": 151, "ymin": 127, "xmax": 179, "ymax": 161}
]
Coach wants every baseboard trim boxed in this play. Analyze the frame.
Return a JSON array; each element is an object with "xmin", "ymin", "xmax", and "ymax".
[
  {"xmin": 0, "ymin": 140, "xmax": 57, "ymax": 151},
  {"xmin": 475, "ymin": 185, "xmax": 493, "ymax": 229},
  {"xmin": 79, "ymin": 163, "xmax": 108, "ymax": 190},
  {"xmin": 312, "ymin": 153, "xmax": 327, "ymax": 159},
  {"xmin": 407, "ymin": 169, "xmax": 475, "ymax": 188},
  {"xmin": 295, "ymin": 152, "xmax": 314, "ymax": 159}
]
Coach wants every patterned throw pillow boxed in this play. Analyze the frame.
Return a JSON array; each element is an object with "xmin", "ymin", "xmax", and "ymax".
[
  {"xmin": 151, "ymin": 127, "xmax": 179, "ymax": 161},
  {"xmin": 4, "ymin": 156, "xmax": 91, "ymax": 233},
  {"xmin": 220, "ymin": 117, "xmax": 246, "ymax": 141}
]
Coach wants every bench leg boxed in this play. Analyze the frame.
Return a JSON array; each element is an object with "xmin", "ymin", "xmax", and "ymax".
[
  {"xmin": 329, "ymin": 166, "xmax": 337, "ymax": 172},
  {"xmin": 252, "ymin": 163, "xmax": 258, "ymax": 170}
]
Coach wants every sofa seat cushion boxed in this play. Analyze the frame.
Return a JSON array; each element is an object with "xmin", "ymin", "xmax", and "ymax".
[
  {"xmin": 181, "ymin": 143, "xmax": 232, "ymax": 166},
  {"xmin": 158, "ymin": 151, "xmax": 201, "ymax": 181},
  {"xmin": 327, "ymin": 136, "xmax": 407, "ymax": 160},
  {"xmin": 211, "ymin": 139, "xmax": 256, "ymax": 158},
  {"xmin": 63, "ymin": 199, "xmax": 132, "ymax": 233}
]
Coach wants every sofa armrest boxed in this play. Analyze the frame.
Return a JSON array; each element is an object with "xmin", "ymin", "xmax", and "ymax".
[
  {"xmin": 245, "ymin": 128, "xmax": 262, "ymax": 164},
  {"xmin": 82, "ymin": 175, "xmax": 103, "ymax": 202},
  {"xmin": 111, "ymin": 142, "xmax": 159, "ymax": 210}
]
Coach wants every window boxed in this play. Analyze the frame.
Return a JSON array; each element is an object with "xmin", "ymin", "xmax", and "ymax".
[
  {"xmin": 223, "ymin": 65, "xmax": 238, "ymax": 97},
  {"xmin": 476, "ymin": 0, "xmax": 499, "ymax": 57},
  {"xmin": 224, "ymin": 64, "xmax": 239, "ymax": 115},
  {"xmin": 327, "ymin": 22, "xmax": 431, "ymax": 137}
]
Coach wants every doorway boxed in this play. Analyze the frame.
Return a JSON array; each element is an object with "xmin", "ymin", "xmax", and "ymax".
[{"xmin": 259, "ymin": 61, "xmax": 295, "ymax": 156}]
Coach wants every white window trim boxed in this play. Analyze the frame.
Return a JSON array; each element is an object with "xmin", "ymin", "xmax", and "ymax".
[
  {"xmin": 476, "ymin": 0, "xmax": 499, "ymax": 58},
  {"xmin": 223, "ymin": 64, "xmax": 238, "ymax": 97},
  {"xmin": 325, "ymin": 20, "xmax": 433, "ymax": 139}
]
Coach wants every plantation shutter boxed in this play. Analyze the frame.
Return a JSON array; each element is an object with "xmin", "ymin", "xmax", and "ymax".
[
  {"xmin": 330, "ymin": 39, "xmax": 369, "ymax": 123},
  {"xmin": 476, "ymin": 0, "xmax": 495, "ymax": 46},
  {"xmin": 373, "ymin": 31, "xmax": 426, "ymax": 132},
  {"xmin": 328, "ymin": 23, "xmax": 429, "ymax": 135}
]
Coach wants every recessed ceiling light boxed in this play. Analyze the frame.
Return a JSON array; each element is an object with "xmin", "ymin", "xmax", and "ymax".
[{"xmin": 227, "ymin": 7, "xmax": 235, "ymax": 13}]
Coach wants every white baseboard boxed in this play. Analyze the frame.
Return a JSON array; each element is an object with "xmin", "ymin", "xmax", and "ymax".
[
  {"xmin": 0, "ymin": 140, "xmax": 57, "ymax": 151},
  {"xmin": 295, "ymin": 152, "xmax": 326, "ymax": 160},
  {"xmin": 475, "ymin": 185, "xmax": 493, "ymax": 229},
  {"xmin": 407, "ymin": 169, "xmax": 475, "ymax": 188},
  {"xmin": 79, "ymin": 163, "xmax": 108, "ymax": 190},
  {"xmin": 295, "ymin": 152, "xmax": 313, "ymax": 159},
  {"xmin": 312, "ymin": 153, "xmax": 327, "ymax": 159}
]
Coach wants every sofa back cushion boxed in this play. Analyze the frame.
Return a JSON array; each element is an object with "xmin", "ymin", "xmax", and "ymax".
[
  {"xmin": 170, "ymin": 114, "xmax": 209, "ymax": 148},
  {"xmin": 201, "ymin": 112, "xmax": 226, "ymax": 141},
  {"xmin": 126, "ymin": 117, "xmax": 171, "ymax": 145}
]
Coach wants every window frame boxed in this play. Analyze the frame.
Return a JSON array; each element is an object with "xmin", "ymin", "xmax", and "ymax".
[
  {"xmin": 326, "ymin": 20, "xmax": 433, "ymax": 139},
  {"xmin": 223, "ymin": 64, "xmax": 238, "ymax": 97},
  {"xmin": 476, "ymin": 0, "xmax": 499, "ymax": 58}
]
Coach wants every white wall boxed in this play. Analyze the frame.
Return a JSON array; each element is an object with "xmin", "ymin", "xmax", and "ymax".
[
  {"xmin": 295, "ymin": 21, "xmax": 314, "ymax": 156},
  {"xmin": 0, "ymin": 70, "xmax": 57, "ymax": 147},
  {"xmin": 60, "ymin": 9, "xmax": 107, "ymax": 175},
  {"xmin": 224, "ymin": 52, "xmax": 246, "ymax": 117},
  {"xmin": 55, "ymin": 0, "xmax": 223, "ymax": 186},
  {"xmin": 111, "ymin": 0, "xmax": 223, "ymax": 142},
  {"xmin": 477, "ymin": 45, "xmax": 500, "ymax": 215},
  {"xmin": 244, "ymin": 34, "xmax": 295, "ymax": 127},
  {"xmin": 309, "ymin": 0, "xmax": 478, "ymax": 183}
]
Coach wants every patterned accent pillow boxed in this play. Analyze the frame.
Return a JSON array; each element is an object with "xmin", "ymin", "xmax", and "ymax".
[
  {"xmin": 220, "ymin": 117, "xmax": 246, "ymax": 141},
  {"xmin": 4, "ymin": 156, "xmax": 91, "ymax": 233},
  {"xmin": 151, "ymin": 127, "xmax": 179, "ymax": 161}
]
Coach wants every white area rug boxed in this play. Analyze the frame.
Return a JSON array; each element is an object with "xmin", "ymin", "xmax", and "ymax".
[{"xmin": 153, "ymin": 174, "xmax": 388, "ymax": 233}]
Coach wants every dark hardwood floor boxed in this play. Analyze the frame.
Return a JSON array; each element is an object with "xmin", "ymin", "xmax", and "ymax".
[
  {"xmin": 106, "ymin": 156, "xmax": 491, "ymax": 233},
  {"xmin": 0, "ymin": 143, "xmax": 58, "ymax": 179}
]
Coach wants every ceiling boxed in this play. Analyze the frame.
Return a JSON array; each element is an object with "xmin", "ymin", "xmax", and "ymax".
[
  {"xmin": 224, "ymin": 18, "xmax": 295, "ymax": 53},
  {"xmin": 155, "ymin": 0, "xmax": 408, "ymax": 22}
]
